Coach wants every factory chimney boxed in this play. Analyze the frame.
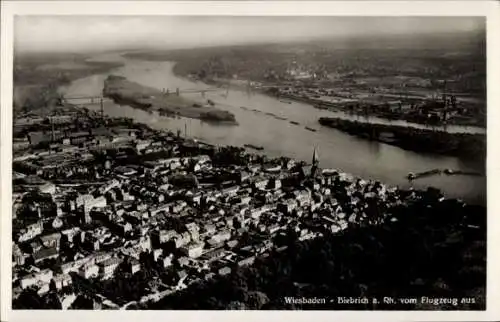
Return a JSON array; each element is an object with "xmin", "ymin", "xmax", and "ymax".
[
  {"xmin": 100, "ymin": 98, "xmax": 104, "ymax": 120},
  {"xmin": 50, "ymin": 116, "xmax": 55, "ymax": 142}
]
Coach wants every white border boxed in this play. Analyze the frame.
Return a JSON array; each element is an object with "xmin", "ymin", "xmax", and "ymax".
[{"xmin": 1, "ymin": 1, "xmax": 499, "ymax": 322}]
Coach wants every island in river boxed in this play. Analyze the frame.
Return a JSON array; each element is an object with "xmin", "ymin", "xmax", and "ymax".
[
  {"xmin": 103, "ymin": 75, "xmax": 238, "ymax": 124},
  {"xmin": 318, "ymin": 116, "xmax": 486, "ymax": 161}
]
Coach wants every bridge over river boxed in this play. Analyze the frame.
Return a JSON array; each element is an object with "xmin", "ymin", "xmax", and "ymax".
[{"xmin": 62, "ymin": 86, "xmax": 233, "ymax": 106}]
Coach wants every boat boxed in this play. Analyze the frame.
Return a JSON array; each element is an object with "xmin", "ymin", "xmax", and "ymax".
[
  {"xmin": 280, "ymin": 100, "xmax": 292, "ymax": 104},
  {"xmin": 274, "ymin": 116, "xmax": 288, "ymax": 121},
  {"xmin": 305, "ymin": 126, "xmax": 317, "ymax": 132},
  {"xmin": 290, "ymin": 121, "xmax": 300, "ymax": 125},
  {"xmin": 244, "ymin": 144, "xmax": 264, "ymax": 151},
  {"xmin": 265, "ymin": 112, "xmax": 277, "ymax": 117},
  {"xmin": 407, "ymin": 169, "xmax": 442, "ymax": 181},
  {"xmin": 207, "ymin": 99, "xmax": 215, "ymax": 106},
  {"xmin": 444, "ymin": 169, "xmax": 483, "ymax": 176}
]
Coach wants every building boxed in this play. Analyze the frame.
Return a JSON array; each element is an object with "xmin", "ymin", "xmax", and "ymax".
[
  {"xmin": 114, "ymin": 221, "xmax": 133, "ymax": 236},
  {"xmin": 33, "ymin": 247, "xmax": 59, "ymax": 264},
  {"xmin": 79, "ymin": 262, "xmax": 99, "ymax": 279},
  {"xmin": 294, "ymin": 189, "xmax": 312, "ymax": 207},
  {"xmin": 180, "ymin": 242, "xmax": 204, "ymax": 259},
  {"xmin": 252, "ymin": 177, "xmax": 269, "ymax": 190},
  {"xmin": 152, "ymin": 248, "xmax": 163, "ymax": 262},
  {"xmin": 202, "ymin": 223, "xmax": 216, "ymax": 236},
  {"xmin": 153, "ymin": 229, "xmax": 177, "ymax": 245},
  {"xmin": 201, "ymin": 247, "xmax": 226, "ymax": 262},
  {"xmin": 174, "ymin": 232, "xmax": 191, "ymax": 248},
  {"xmin": 76, "ymin": 194, "xmax": 94, "ymax": 208},
  {"xmin": 40, "ymin": 232, "xmax": 62, "ymax": 250},
  {"xmin": 51, "ymin": 216, "xmax": 63, "ymax": 229},
  {"xmin": 278, "ymin": 199, "xmax": 297, "ymax": 214},
  {"xmin": 99, "ymin": 257, "xmax": 123, "ymax": 280},
  {"xmin": 20, "ymin": 269, "xmax": 53, "ymax": 290},
  {"xmin": 189, "ymin": 191, "xmax": 203, "ymax": 204},
  {"xmin": 135, "ymin": 140, "xmax": 151, "ymax": 153},
  {"xmin": 267, "ymin": 224, "xmax": 281, "ymax": 234},
  {"xmin": 222, "ymin": 185, "xmax": 240, "ymax": 197},
  {"xmin": 93, "ymin": 251, "xmax": 113, "ymax": 264},
  {"xmin": 211, "ymin": 229, "xmax": 231, "ymax": 243},
  {"xmin": 185, "ymin": 222, "xmax": 200, "ymax": 234},
  {"xmin": 128, "ymin": 258, "xmax": 141, "ymax": 274},
  {"xmin": 237, "ymin": 256, "xmax": 256, "ymax": 267},
  {"xmin": 177, "ymin": 256, "xmax": 190, "ymax": 267},
  {"xmin": 218, "ymin": 266, "xmax": 231, "ymax": 276},
  {"xmin": 137, "ymin": 236, "xmax": 152, "ymax": 252},
  {"xmin": 13, "ymin": 244, "xmax": 25, "ymax": 266},
  {"xmin": 52, "ymin": 274, "xmax": 72, "ymax": 290},
  {"xmin": 264, "ymin": 164, "xmax": 282, "ymax": 173},
  {"xmin": 20, "ymin": 274, "xmax": 38, "ymax": 290},
  {"xmin": 84, "ymin": 196, "xmax": 107, "ymax": 212},
  {"xmin": 17, "ymin": 220, "xmax": 44, "ymax": 242},
  {"xmin": 161, "ymin": 254, "xmax": 174, "ymax": 268},
  {"xmin": 36, "ymin": 281, "xmax": 50, "ymax": 295},
  {"xmin": 249, "ymin": 204, "xmax": 273, "ymax": 220},
  {"xmin": 267, "ymin": 178, "xmax": 282, "ymax": 190},
  {"xmin": 39, "ymin": 182, "xmax": 56, "ymax": 195}
]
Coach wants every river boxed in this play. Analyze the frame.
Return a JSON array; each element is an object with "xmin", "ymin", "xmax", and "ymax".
[{"xmin": 59, "ymin": 53, "xmax": 486, "ymax": 205}]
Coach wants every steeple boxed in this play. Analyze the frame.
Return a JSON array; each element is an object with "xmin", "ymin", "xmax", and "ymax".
[
  {"xmin": 312, "ymin": 146, "xmax": 319, "ymax": 166},
  {"xmin": 310, "ymin": 146, "xmax": 319, "ymax": 178}
]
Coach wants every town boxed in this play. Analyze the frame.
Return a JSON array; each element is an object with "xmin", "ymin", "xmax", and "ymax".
[{"xmin": 11, "ymin": 102, "xmax": 451, "ymax": 310}]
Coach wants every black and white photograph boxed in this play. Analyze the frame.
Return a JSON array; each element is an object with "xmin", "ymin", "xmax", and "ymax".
[{"xmin": 1, "ymin": 1, "xmax": 499, "ymax": 320}]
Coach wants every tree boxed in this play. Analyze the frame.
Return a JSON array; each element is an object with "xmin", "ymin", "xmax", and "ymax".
[
  {"xmin": 49, "ymin": 280, "xmax": 57, "ymax": 293},
  {"xmin": 226, "ymin": 301, "xmax": 247, "ymax": 310},
  {"xmin": 70, "ymin": 294, "xmax": 94, "ymax": 309},
  {"xmin": 13, "ymin": 288, "xmax": 42, "ymax": 309},
  {"xmin": 44, "ymin": 292, "xmax": 62, "ymax": 309},
  {"xmin": 246, "ymin": 291, "xmax": 269, "ymax": 309}
]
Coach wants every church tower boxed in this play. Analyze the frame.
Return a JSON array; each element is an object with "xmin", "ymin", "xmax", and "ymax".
[
  {"xmin": 312, "ymin": 146, "xmax": 319, "ymax": 166},
  {"xmin": 311, "ymin": 146, "xmax": 319, "ymax": 177}
]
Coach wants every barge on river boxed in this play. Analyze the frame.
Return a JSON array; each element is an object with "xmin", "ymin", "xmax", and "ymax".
[
  {"xmin": 244, "ymin": 144, "xmax": 264, "ymax": 151},
  {"xmin": 407, "ymin": 169, "xmax": 442, "ymax": 181}
]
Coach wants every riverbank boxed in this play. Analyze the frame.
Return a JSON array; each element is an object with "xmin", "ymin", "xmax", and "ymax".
[
  {"xmin": 267, "ymin": 91, "xmax": 485, "ymax": 128},
  {"xmin": 161, "ymin": 55, "xmax": 485, "ymax": 129},
  {"xmin": 91, "ymin": 107, "xmax": 484, "ymax": 206},
  {"xmin": 14, "ymin": 57, "xmax": 123, "ymax": 116},
  {"xmin": 103, "ymin": 75, "xmax": 238, "ymax": 124},
  {"xmin": 318, "ymin": 117, "xmax": 486, "ymax": 161},
  {"xmin": 167, "ymin": 66, "xmax": 485, "ymax": 135}
]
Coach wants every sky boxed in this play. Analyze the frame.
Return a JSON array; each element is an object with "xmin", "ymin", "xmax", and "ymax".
[{"xmin": 14, "ymin": 16, "xmax": 485, "ymax": 53}]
